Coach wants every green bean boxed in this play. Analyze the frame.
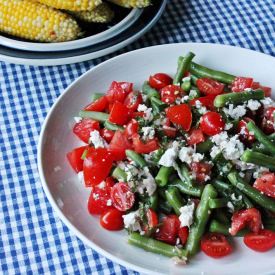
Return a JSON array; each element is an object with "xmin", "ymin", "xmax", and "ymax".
[
  {"xmin": 173, "ymin": 52, "xmax": 195, "ymax": 85},
  {"xmin": 149, "ymin": 193, "xmax": 158, "ymax": 211},
  {"xmin": 170, "ymin": 179, "xmax": 203, "ymax": 197},
  {"xmin": 79, "ymin": 110, "xmax": 109, "ymax": 122},
  {"xmin": 241, "ymin": 150, "xmax": 275, "ymax": 171},
  {"xmin": 91, "ymin": 93, "xmax": 104, "ymax": 102},
  {"xmin": 196, "ymin": 139, "xmax": 213, "ymax": 153},
  {"xmin": 190, "ymin": 75, "xmax": 198, "ymax": 85},
  {"xmin": 142, "ymin": 81, "xmax": 160, "ymax": 99},
  {"xmin": 112, "ymin": 167, "xmax": 127, "ymax": 182},
  {"xmin": 159, "ymin": 200, "xmax": 173, "ymax": 214},
  {"xmin": 209, "ymin": 220, "xmax": 249, "ymax": 236},
  {"xmin": 227, "ymin": 171, "xmax": 275, "ymax": 212},
  {"xmin": 181, "ymin": 78, "xmax": 191, "ymax": 92},
  {"xmin": 247, "ymin": 121, "xmax": 275, "ymax": 156},
  {"xmin": 186, "ymin": 184, "xmax": 218, "ymax": 257},
  {"xmin": 128, "ymin": 233, "xmax": 188, "ymax": 258},
  {"xmin": 213, "ymin": 209, "xmax": 230, "ymax": 224},
  {"xmin": 188, "ymin": 87, "xmax": 200, "ymax": 100},
  {"xmin": 209, "ymin": 198, "xmax": 228, "ymax": 209},
  {"xmin": 213, "ymin": 153, "xmax": 234, "ymax": 176},
  {"xmin": 150, "ymin": 97, "xmax": 167, "ymax": 113},
  {"xmin": 165, "ymin": 187, "xmax": 185, "ymax": 215},
  {"xmin": 155, "ymin": 166, "xmax": 173, "ymax": 187},
  {"xmin": 126, "ymin": 150, "xmax": 147, "ymax": 168},
  {"xmin": 214, "ymin": 90, "xmax": 264, "ymax": 108},
  {"xmin": 104, "ymin": 120, "xmax": 124, "ymax": 131},
  {"xmin": 175, "ymin": 163, "xmax": 193, "ymax": 186},
  {"xmin": 81, "ymin": 148, "xmax": 88, "ymax": 160}
]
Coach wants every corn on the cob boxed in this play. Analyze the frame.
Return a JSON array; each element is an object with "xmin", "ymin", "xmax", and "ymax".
[
  {"xmin": 69, "ymin": 3, "xmax": 114, "ymax": 23},
  {"xmin": 0, "ymin": 0, "xmax": 81, "ymax": 43},
  {"xmin": 35, "ymin": 0, "xmax": 102, "ymax": 11},
  {"xmin": 107, "ymin": 0, "xmax": 150, "ymax": 8}
]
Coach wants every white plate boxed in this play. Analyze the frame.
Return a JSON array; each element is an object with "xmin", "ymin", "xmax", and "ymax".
[
  {"xmin": 38, "ymin": 43, "xmax": 275, "ymax": 275},
  {"xmin": 0, "ymin": 8, "xmax": 142, "ymax": 52}
]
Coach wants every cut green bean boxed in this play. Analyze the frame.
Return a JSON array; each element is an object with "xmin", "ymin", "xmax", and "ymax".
[
  {"xmin": 128, "ymin": 233, "xmax": 188, "ymax": 258},
  {"xmin": 196, "ymin": 139, "xmax": 213, "ymax": 153},
  {"xmin": 209, "ymin": 220, "xmax": 249, "ymax": 236},
  {"xmin": 247, "ymin": 121, "xmax": 275, "ymax": 156},
  {"xmin": 91, "ymin": 93, "xmax": 104, "ymax": 102},
  {"xmin": 186, "ymin": 184, "xmax": 217, "ymax": 257},
  {"xmin": 175, "ymin": 163, "xmax": 193, "ymax": 186},
  {"xmin": 241, "ymin": 150, "xmax": 275, "ymax": 171},
  {"xmin": 149, "ymin": 193, "xmax": 158, "ymax": 211},
  {"xmin": 104, "ymin": 120, "xmax": 124, "ymax": 131},
  {"xmin": 190, "ymin": 75, "xmax": 198, "ymax": 85},
  {"xmin": 173, "ymin": 52, "xmax": 195, "ymax": 85},
  {"xmin": 126, "ymin": 150, "xmax": 147, "ymax": 168},
  {"xmin": 170, "ymin": 179, "xmax": 203, "ymax": 197},
  {"xmin": 150, "ymin": 97, "xmax": 167, "ymax": 113},
  {"xmin": 228, "ymin": 171, "xmax": 275, "ymax": 212},
  {"xmin": 209, "ymin": 198, "xmax": 228, "ymax": 209},
  {"xmin": 155, "ymin": 166, "xmax": 173, "ymax": 187},
  {"xmin": 81, "ymin": 148, "xmax": 88, "ymax": 160},
  {"xmin": 112, "ymin": 167, "xmax": 127, "ymax": 182},
  {"xmin": 181, "ymin": 78, "xmax": 191, "ymax": 92},
  {"xmin": 165, "ymin": 187, "xmax": 185, "ymax": 215},
  {"xmin": 79, "ymin": 110, "xmax": 109, "ymax": 122},
  {"xmin": 214, "ymin": 90, "xmax": 264, "ymax": 108},
  {"xmin": 142, "ymin": 81, "xmax": 160, "ymax": 99}
]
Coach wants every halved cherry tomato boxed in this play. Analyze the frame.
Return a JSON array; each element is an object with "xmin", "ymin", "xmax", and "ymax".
[
  {"xmin": 231, "ymin": 77, "xmax": 253, "ymax": 92},
  {"xmin": 109, "ymin": 101, "xmax": 131, "ymax": 125},
  {"xmin": 155, "ymin": 215, "xmax": 180, "ymax": 245},
  {"xmin": 125, "ymin": 119, "xmax": 139, "ymax": 138},
  {"xmin": 149, "ymin": 73, "xmax": 173, "ymax": 90},
  {"xmin": 132, "ymin": 134, "xmax": 159, "ymax": 154},
  {"xmin": 252, "ymin": 82, "xmax": 272, "ymax": 97},
  {"xmin": 261, "ymin": 107, "xmax": 275, "ymax": 134},
  {"xmin": 190, "ymin": 162, "xmax": 212, "ymax": 183},
  {"xmin": 201, "ymin": 233, "xmax": 232, "ymax": 258},
  {"xmin": 160, "ymin": 85, "xmax": 185, "ymax": 104},
  {"xmin": 200, "ymin": 111, "xmax": 225, "ymax": 136},
  {"xmin": 146, "ymin": 208, "xmax": 158, "ymax": 228},
  {"xmin": 124, "ymin": 91, "xmax": 142, "ymax": 113},
  {"xmin": 100, "ymin": 208, "xmax": 124, "ymax": 231},
  {"xmin": 111, "ymin": 182, "xmax": 135, "ymax": 212},
  {"xmin": 196, "ymin": 78, "xmax": 224, "ymax": 95},
  {"xmin": 87, "ymin": 185, "xmax": 112, "ymax": 215},
  {"xmin": 100, "ymin": 129, "xmax": 114, "ymax": 143},
  {"xmin": 109, "ymin": 130, "xmax": 133, "ymax": 160},
  {"xmin": 187, "ymin": 128, "xmax": 205, "ymax": 145},
  {"xmin": 166, "ymin": 104, "xmax": 192, "ymax": 131},
  {"xmin": 66, "ymin": 146, "xmax": 87, "ymax": 173},
  {"xmin": 253, "ymin": 173, "xmax": 275, "ymax": 198},
  {"xmin": 230, "ymin": 208, "xmax": 262, "ymax": 236},
  {"xmin": 189, "ymin": 94, "xmax": 217, "ymax": 110},
  {"xmin": 237, "ymin": 117, "xmax": 255, "ymax": 143},
  {"xmin": 84, "ymin": 96, "xmax": 108, "ymax": 112},
  {"xmin": 243, "ymin": 229, "xmax": 275, "ymax": 252},
  {"xmin": 106, "ymin": 81, "xmax": 133, "ymax": 103},
  {"xmin": 162, "ymin": 118, "xmax": 177, "ymax": 137},
  {"xmin": 178, "ymin": 226, "xmax": 189, "ymax": 246},
  {"xmin": 83, "ymin": 147, "xmax": 113, "ymax": 187},
  {"xmin": 73, "ymin": 118, "xmax": 100, "ymax": 143}
]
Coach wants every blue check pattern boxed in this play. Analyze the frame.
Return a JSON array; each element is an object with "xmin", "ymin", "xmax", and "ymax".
[{"xmin": 0, "ymin": 0, "xmax": 274, "ymax": 274}]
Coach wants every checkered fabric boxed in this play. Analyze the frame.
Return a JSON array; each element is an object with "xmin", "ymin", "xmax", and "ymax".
[{"xmin": 0, "ymin": 0, "xmax": 274, "ymax": 274}]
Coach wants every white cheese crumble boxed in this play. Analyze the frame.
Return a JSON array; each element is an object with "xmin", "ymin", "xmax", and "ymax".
[
  {"xmin": 225, "ymin": 123, "xmax": 233, "ymax": 130},
  {"xmin": 141, "ymin": 126, "xmax": 155, "ymax": 140},
  {"xmin": 89, "ymin": 130, "xmax": 107, "ymax": 148},
  {"xmin": 74, "ymin": 116, "xmax": 82, "ymax": 123},
  {"xmin": 247, "ymin": 99, "xmax": 261, "ymax": 111},
  {"xmin": 227, "ymin": 201, "xmax": 234, "ymax": 212},
  {"xmin": 179, "ymin": 202, "xmax": 195, "ymax": 228},
  {"xmin": 223, "ymin": 104, "xmax": 247, "ymax": 119},
  {"xmin": 136, "ymin": 167, "xmax": 157, "ymax": 196},
  {"xmin": 233, "ymin": 160, "xmax": 256, "ymax": 171},
  {"xmin": 123, "ymin": 210, "xmax": 142, "ymax": 232},
  {"xmin": 97, "ymin": 181, "xmax": 106, "ymax": 189},
  {"xmin": 179, "ymin": 147, "xmax": 204, "ymax": 165},
  {"xmin": 189, "ymin": 89, "xmax": 197, "ymax": 98},
  {"xmin": 106, "ymin": 199, "xmax": 112, "ymax": 206},
  {"xmin": 261, "ymin": 97, "xmax": 275, "ymax": 107},
  {"xmin": 194, "ymin": 100, "xmax": 207, "ymax": 114},
  {"xmin": 182, "ymin": 76, "xmax": 191, "ymax": 82},
  {"xmin": 253, "ymin": 166, "xmax": 270, "ymax": 178},
  {"xmin": 158, "ymin": 141, "xmax": 179, "ymax": 167},
  {"xmin": 137, "ymin": 104, "xmax": 153, "ymax": 121}
]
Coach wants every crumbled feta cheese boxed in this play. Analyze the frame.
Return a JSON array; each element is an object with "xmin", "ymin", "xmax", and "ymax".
[
  {"xmin": 179, "ymin": 147, "xmax": 204, "ymax": 165},
  {"xmin": 141, "ymin": 93, "xmax": 148, "ymax": 102},
  {"xmin": 247, "ymin": 99, "xmax": 261, "ymax": 111},
  {"xmin": 223, "ymin": 104, "xmax": 246, "ymax": 119},
  {"xmin": 225, "ymin": 123, "xmax": 233, "ymax": 130},
  {"xmin": 179, "ymin": 202, "xmax": 195, "ymax": 228},
  {"xmin": 89, "ymin": 130, "xmax": 107, "ymax": 148},
  {"xmin": 233, "ymin": 160, "xmax": 256, "ymax": 171},
  {"xmin": 74, "ymin": 116, "xmax": 82, "ymax": 123},
  {"xmin": 93, "ymin": 193, "xmax": 99, "ymax": 200},
  {"xmin": 181, "ymin": 95, "xmax": 189, "ymax": 103},
  {"xmin": 253, "ymin": 166, "xmax": 270, "ymax": 178},
  {"xmin": 244, "ymin": 88, "xmax": 252, "ymax": 92},
  {"xmin": 172, "ymin": 256, "xmax": 187, "ymax": 265},
  {"xmin": 124, "ymin": 163, "xmax": 139, "ymax": 182},
  {"xmin": 123, "ymin": 210, "xmax": 142, "ymax": 232},
  {"xmin": 137, "ymin": 167, "xmax": 157, "ymax": 196},
  {"xmin": 227, "ymin": 201, "xmax": 234, "ymax": 212},
  {"xmin": 159, "ymin": 141, "xmax": 179, "ymax": 167},
  {"xmin": 189, "ymin": 89, "xmax": 197, "ymax": 98},
  {"xmin": 137, "ymin": 104, "xmax": 153, "ymax": 121},
  {"xmin": 176, "ymin": 238, "xmax": 180, "ymax": 245},
  {"xmin": 106, "ymin": 199, "xmax": 112, "ymax": 206},
  {"xmin": 231, "ymin": 193, "xmax": 242, "ymax": 202},
  {"xmin": 182, "ymin": 76, "xmax": 191, "ymax": 82},
  {"xmin": 261, "ymin": 97, "xmax": 275, "ymax": 107},
  {"xmin": 194, "ymin": 100, "xmax": 207, "ymax": 114},
  {"xmin": 141, "ymin": 126, "xmax": 155, "ymax": 140},
  {"xmin": 97, "ymin": 181, "xmax": 106, "ymax": 189}
]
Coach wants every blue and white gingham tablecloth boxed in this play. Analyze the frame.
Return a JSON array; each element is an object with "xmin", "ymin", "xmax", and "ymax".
[{"xmin": 0, "ymin": 0, "xmax": 274, "ymax": 274}]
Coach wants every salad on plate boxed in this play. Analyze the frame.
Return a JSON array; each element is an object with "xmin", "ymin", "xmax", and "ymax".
[{"xmin": 67, "ymin": 52, "xmax": 275, "ymax": 263}]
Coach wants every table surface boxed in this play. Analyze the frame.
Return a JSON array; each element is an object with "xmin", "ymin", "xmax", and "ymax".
[{"xmin": 0, "ymin": 0, "xmax": 274, "ymax": 274}]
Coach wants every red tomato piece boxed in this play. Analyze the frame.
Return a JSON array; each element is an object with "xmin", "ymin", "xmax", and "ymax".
[
  {"xmin": 190, "ymin": 162, "xmax": 212, "ymax": 183},
  {"xmin": 237, "ymin": 117, "xmax": 255, "ymax": 143},
  {"xmin": 111, "ymin": 182, "xmax": 135, "ymax": 212},
  {"xmin": 162, "ymin": 118, "xmax": 177, "ymax": 138},
  {"xmin": 83, "ymin": 147, "xmax": 113, "ymax": 187},
  {"xmin": 189, "ymin": 94, "xmax": 217, "ymax": 110},
  {"xmin": 265, "ymin": 107, "xmax": 275, "ymax": 122},
  {"xmin": 124, "ymin": 91, "xmax": 142, "ymax": 113},
  {"xmin": 66, "ymin": 146, "xmax": 87, "ymax": 173},
  {"xmin": 160, "ymin": 85, "xmax": 185, "ymax": 104},
  {"xmin": 178, "ymin": 226, "xmax": 189, "ymax": 246},
  {"xmin": 106, "ymin": 81, "xmax": 133, "ymax": 103},
  {"xmin": 87, "ymin": 185, "xmax": 112, "ymax": 215},
  {"xmin": 100, "ymin": 208, "xmax": 124, "ymax": 231},
  {"xmin": 105, "ymin": 177, "xmax": 116, "ymax": 188},
  {"xmin": 166, "ymin": 104, "xmax": 192, "ymax": 131},
  {"xmin": 146, "ymin": 208, "xmax": 159, "ymax": 228},
  {"xmin": 243, "ymin": 229, "xmax": 275, "ymax": 252},
  {"xmin": 253, "ymin": 173, "xmax": 275, "ymax": 198},
  {"xmin": 149, "ymin": 73, "xmax": 173, "ymax": 90},
  {"xmin": 230, "ymin": 208, "xmax": 262, "ymax": 236},
  {"xmin": 100, "ymin": 129, "xmax": 114, "ymax": 143},
  {"xmin": 73, "ymin": 118, "xmax": 100, "ymax": 143},
  {"xmin": 260, "ymin": 85, "xmax": 272, "ymax": 97},
  {"xmin": 187, "ymin": 128, "xmax": 205, "ymax": 145},
  {"xmin": 200, "ymin": 111, "xmax": 225, "ymax": 136},
  {"xmin": 84, "ymin": 96, "xmax": 108, "ymax": 112},
  {"xmin": 132, "ymin": 134, "xmax": 159, "ymax": 154},
  {"xmin": 196, "ymin": 78, "xmax": 224, "ymax": 95},
  {"xmin": 109, "ymin": 101, "xmax": 131, "ymax": 126},
  {"xmin": 231, "ymin": 77, "xmax": 253, "ymax": 92},
  {"xmin": 251, "ymin": 82, "xmax": 260, "ymax": 89},
  {"xmin": 155, "ymin": 215, "xmax": 180, "ymax": 245},
  {"xmin": 201, "ymin": 233, "xmax": 233, "ymax": 258},
  {"xmin": 261, "ymin": 107, "xmax": 275, "ymax": 134},
  {"xmin": 125, "ymin": 119, "xmax": 139, "ymax": 138},
  {"xmin": 109, "ymin": 130, "xmax": 133, "ymax": 160}
]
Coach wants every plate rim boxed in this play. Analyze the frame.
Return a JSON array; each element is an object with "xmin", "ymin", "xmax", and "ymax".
[{"xmin": 37, "ymin": 42, "xmax": 275, "ymax": 275}]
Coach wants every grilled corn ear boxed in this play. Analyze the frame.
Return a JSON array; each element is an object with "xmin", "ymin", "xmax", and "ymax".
[{"xmin": 107, "ymin": 0, "xmax": 150, "ymax": 8}]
